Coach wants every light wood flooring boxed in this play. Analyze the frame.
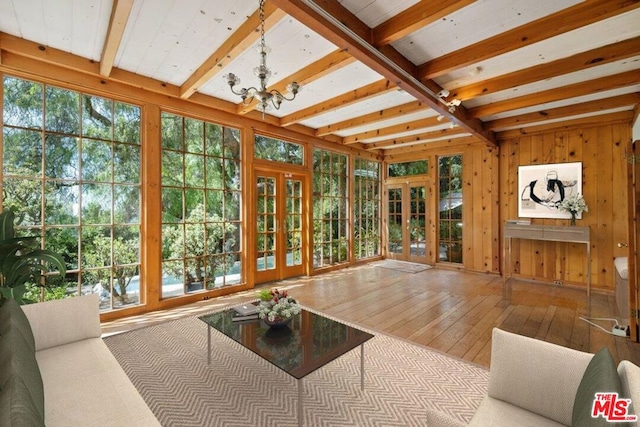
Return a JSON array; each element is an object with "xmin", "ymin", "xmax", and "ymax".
[{"xmin": 102, "ymin": 263, "xmax": 640, "ymax": 369}]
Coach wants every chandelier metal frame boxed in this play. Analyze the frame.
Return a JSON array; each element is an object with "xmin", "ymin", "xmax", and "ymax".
[{"xmin": 224, "ymin": 0, "xmax": 301, "ymax": 116}]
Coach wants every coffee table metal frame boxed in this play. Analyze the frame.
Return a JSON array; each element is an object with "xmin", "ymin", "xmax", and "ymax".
[{"xmin": 200, "ymin": 308, "xmax": 373, "ymax": 426}]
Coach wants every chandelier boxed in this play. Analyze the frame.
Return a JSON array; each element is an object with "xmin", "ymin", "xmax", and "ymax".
[{"xmin": 224, "ymin": 0, "xmax": 301, "ymax": 117}]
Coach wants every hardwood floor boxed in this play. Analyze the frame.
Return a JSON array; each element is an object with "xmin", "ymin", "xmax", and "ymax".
[{"xmin": 102, "ymin": 263, "xmax": 640, "ymax": 369}]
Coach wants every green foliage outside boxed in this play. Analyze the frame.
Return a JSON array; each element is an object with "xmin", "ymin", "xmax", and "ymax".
[
  {"xmin": 160, "ymin": 112, "xmax": 242, "ymax": 292},
  {"xmin": 312, "ymin": 149, "xmax": 350, "ymax": 267},
  {"xmin": 162, "ymin": 203, "xmax": 237, "ymax": 290},
  {"xmin": 438, "ymin": 155, "xmax": 463, "ymax": 263},
  {"xmin": 2, "ymin": 76, "xmax": 142, "ymax": 307}
]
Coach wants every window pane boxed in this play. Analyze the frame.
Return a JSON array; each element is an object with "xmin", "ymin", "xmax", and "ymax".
[
  {"xmin": 82, "ymin": 95, "xmax": 112, "ymax": 139},
  {"xmin": 45, "ymin": 86, "xmax": 80, "ymax": 134},
  {"xmin": 3, "ymin": 128, "xmax": 42, "ymax": 177},
  {"xmin": 113, "ymin": 143, "xmax": 140, "ymax": 183},
  {"xmin": 114, "ymin": 185, "xmax": 140, "ymax": 223},
  {"xmin": 45, "ymin": 182, "xmax": 79, "ymax": 225},
  {"xmin": 114, "ymin": 102, "xmax": 140, "ymax": 144},
  {"xmin": 162, "ymin": 151, "xmax": 183, "ymax": 186},
  {"xmin": 82, "ymin": 184, "xmax": 112, "ymax": 224},
  {"xmin": 388, "ymin": 160, "xmax": 428, "ymax": 177},
  {"xmin": 254, "ymin": 134, "xmax": 303, "ymax": 165},
  {"xmin": 45, "ymin": 135, "xmax": 79, "ymax": 180},
  {"xmin": 161, "ymin": 112, "xmax": 183, "ymax": 150},
  {"xmin": 185, "ymin": 118, "xmax": 204, "ymax": 153},
  {"xmin": 82, "ymin": 139, "xmax": 112, "ymax": 182},
  {"xmin": 3, "ymin": 76, "xmax": 43, "ymax": 129}
]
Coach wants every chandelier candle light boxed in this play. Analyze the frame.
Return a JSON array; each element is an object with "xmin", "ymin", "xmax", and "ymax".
[{"xmin": 224, "ymin": 0, "xmax": 301, "ymax": 118}]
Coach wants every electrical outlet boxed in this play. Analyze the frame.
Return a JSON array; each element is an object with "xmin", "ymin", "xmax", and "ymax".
[
  {"xmin": 613, "ymin": 325, "xmax": 629, "ymax": 337},
  {"xmin": 553, "ymin": 280, "xmax": 563, "ymax": 286}
]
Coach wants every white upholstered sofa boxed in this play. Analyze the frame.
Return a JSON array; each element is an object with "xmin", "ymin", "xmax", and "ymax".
[
  {"xmin": 427, "ymin": 328, "xmax": 640, "ymax": 427},
  {"xmin": 19, "ymin": 294, "xmax": 159, "ymax": 426}
]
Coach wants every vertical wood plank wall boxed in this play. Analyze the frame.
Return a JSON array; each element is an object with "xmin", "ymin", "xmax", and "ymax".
[
  {"xmin": 392, "ymin": 143, "xmax": 500, "ymax": 274},
  {"xmin": 498, "ymin": 122, "xmax": 632, "ymax": 291}
]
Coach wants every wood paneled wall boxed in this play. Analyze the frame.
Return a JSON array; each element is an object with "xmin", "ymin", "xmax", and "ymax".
[
  {"xmin": 498, "ymin": 122, "xmax": 633, "ymax": 291},
  {"xmin": 387, "ymin": 141, "xmax": 501, "ymax": 273}
]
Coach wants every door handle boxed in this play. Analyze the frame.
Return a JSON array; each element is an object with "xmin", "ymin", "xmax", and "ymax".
[{"xmin": 618, "ymin": 242, "xmax": 629, "ymax": 248}]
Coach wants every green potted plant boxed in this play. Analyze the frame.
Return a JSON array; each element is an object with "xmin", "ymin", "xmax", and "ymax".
[{"xmin": 0, "ymin": 209, "xmax": 66, "ymax": 305}]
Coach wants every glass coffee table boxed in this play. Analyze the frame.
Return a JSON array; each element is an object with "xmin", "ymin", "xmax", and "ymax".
[{"xmin": 199, "ymin": 307, "xmax": 374, "ymax": 426}]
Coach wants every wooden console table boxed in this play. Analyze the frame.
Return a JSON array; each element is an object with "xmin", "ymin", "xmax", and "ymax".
[{"xmin": 503, "ymin": 223, "xmax": 591, "ymax": 298}]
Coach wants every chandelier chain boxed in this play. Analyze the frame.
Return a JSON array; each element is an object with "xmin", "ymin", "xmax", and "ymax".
[
  {"xmin": 224, "ymin": 0, "xmax": 301, "ymax": 118},
  {"xmin": 259, "ymin": 0, "xmax": 266, "ymax": 52}
]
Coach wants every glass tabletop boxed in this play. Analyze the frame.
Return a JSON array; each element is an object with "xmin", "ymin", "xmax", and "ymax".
[{"xmin": 199, "ymin": 308, "xmax": 374, "ymax": 379}]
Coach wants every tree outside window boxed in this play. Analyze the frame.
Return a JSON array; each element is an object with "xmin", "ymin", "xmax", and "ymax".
[{"xmin": 438, "ymin": 155, "xmax": 463, "ymax": 263}]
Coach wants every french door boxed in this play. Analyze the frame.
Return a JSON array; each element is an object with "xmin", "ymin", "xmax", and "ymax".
[
  {"xmin": 255, "ymin": 170, "xmax": 305, "ymax": 283},
  {"xmin": 385, "ymin": 181, "xmax": 429, "ymax": 263}
]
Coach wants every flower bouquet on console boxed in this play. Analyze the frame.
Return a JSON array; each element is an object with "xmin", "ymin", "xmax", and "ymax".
[
  {"xmin": 256, "ymin": 288, "xmax": 301, "ymax": 328},
  {"xmin": 559, "ymin": 193, "xmax": 588, "ymax": 225}
]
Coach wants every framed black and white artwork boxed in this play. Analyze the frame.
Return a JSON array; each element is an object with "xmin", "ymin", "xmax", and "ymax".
[{"xmin": 518, "ymin": 162, "xmax": 582, "ymax": 219}]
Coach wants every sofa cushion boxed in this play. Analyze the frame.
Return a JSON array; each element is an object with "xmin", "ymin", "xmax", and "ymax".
[
  {"xmin": 469, "ymin": 395, "xmax": 566, "ymax": 427},
  {"xmin": 572, "ymin": 347, "xmax": 631, "ymax": 426},
  {"xmin": 0, "ymin": 298, "xmax": 36, "ymax": 351},
  {"xmin": 0, "ymin": 311, "xmax": 45, "ymax": 424},
  {"xmin": 488, "ymin": 328, "xmax": 593, "ymax": 425},
  {"xmin": 36, "ymin": 338, "xmax": 160, "ymax": 426},
  {"xmin": 618, "ymin": 361, "xmax": 640, "ymax": 422},
  {"xmin": 21, "ymin": 293, "xmax": 101, "ymax": 351},
  {"xmin": 0, "ymin": 375, "xmax": 45, "ymax": 427}
]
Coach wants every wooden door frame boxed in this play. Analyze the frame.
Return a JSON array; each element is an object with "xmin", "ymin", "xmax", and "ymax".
[
  {"xmin": 383, "ymin": 178, "xmax": 430, "ymax": 263},
  {"xmin": 252, "ymin": 167, "xmax": 307, "ymax": 285}
]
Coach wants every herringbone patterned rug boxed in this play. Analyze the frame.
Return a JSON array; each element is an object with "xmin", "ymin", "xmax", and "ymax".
[{"xmin": 105, "ymin": 311, "xmax": 488, "ymax": 426}]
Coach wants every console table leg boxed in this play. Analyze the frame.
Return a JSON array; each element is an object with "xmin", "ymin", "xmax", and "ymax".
[{"xmin": 298, "ymin": 379, "xmax": 303, "ymax": 427}]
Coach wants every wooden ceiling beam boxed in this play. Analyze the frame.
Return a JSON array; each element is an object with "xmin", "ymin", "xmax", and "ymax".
[
  {"xmin": 315, "ymin": 100, "xmax": 428, "ymax": 136},
  {"xmin": 468, "ymin": 69, "xmax": 640, "ymax": 119},
  {"xmin": 343, "ymin": 116, "xmax": 444, "ymax": 144},
  {"xmin": 237, "ymin": 48, "xmax": 355, "ymax": 115},
  {"xmin": 451, "ymin": 36, "xmax": 640, "ymax": 101},
  {"xmin": 381, "ymin": 135, "xmax": 479, "ymax": 154},
  {"xmin": 496, "ymin": 110, "xmax": 635, "ymax": 140},
  {"xmin": 269, "ymin": 0, "xmax": 496, "ymax": 147},
  {"xmin": 373, "ymin": 0, "xmax": 475, "ymax": 46},
  {"xmin": 418, "ymin": 0, "xmax": 640, "ymax": 80},
  {"xmin": 364, "ymin": 127, "xmax": 468, "ymax": 149},
  {"xmin": 485, "ymin": 93, "xmax": 640, "ymax": 131},
  {"xmin": 280, "ymin": 79, "xmax": 397, "ymax": 126},
  {"xmin": 100, "ymin": 0, "xmax": 134, "ymax": 77},
  {"xmin": 179, "ymin": 3, "xmax": 286, "ymax": 99}
]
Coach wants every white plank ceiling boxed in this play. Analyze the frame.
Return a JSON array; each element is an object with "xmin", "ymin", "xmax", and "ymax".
[{"xmin": 0, "ymin": 0, "xmax": 638, "ymax": 151}]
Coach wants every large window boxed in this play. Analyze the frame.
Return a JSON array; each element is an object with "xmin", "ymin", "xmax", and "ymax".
[
  {"xmin": 254, "ymin": 134, "xmax": 303, "ymax": 165},
  {"xmin": 2, "ymin": 76, "xmax": 142, "ymax": 311},
  {"xmin": 161, "ymin": 112, "xmax": 242, "ymax": 297},
  {"xmin": 354, "ymin": 158, "xmax": 380, "ymax": 259},
  {"xmin": 313, "ymin": 149, "xmax": 348, "ymax": 267},
  {"xmin": 388, "ymin": 159, "xmax": 427, "ymax": 177},
  {"xmin": 438, "ymin": 155, "xmax": 463, "ymax": 263}
]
